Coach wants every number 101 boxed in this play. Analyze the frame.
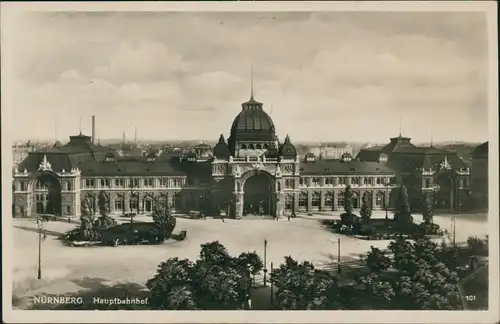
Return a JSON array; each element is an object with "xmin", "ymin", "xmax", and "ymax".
[{"xmin": 465, "ymin": 295, "xmax": 477, "ymax": 301}]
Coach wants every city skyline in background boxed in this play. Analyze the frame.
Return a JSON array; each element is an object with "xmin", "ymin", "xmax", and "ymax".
[{"xmin": 7, "ymin": 11, "xmax": 490, "ymax": 143}]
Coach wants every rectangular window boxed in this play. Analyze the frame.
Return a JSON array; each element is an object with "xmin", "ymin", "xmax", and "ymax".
[
  {"xmin": 130, "ymin": 178, "xmax": 139, "ymax": 188},
  {"xmin": 339, "ymin": 177, "xmax": 346, "ymax": 185},
  {"xmin": 312, "ymin": 178, "xmax": 321, "ymax": 186},
  {"xmin": 144, "ymin": 178, "xmax": 154, "ymax": 188},
  {"xmin": 20, "ymin": 206, "xmax": 25, "ymax": 216},
  {"xmin": 351, "ymin": 177, "xmax": 360, "ymax": 185},
  {"xmin": 100, "ymin": 179, "xmax": 110, "ymax": 188},
  {"xmin": 425, "ymin": 179, "xmax": 431, "ymax": 188},
  {"xmin": 364, "ymin": 177, "xmax": 372, "ymax": 185},
  {"xmin": 65, "ymin": 206, "xmax": 71, "ymax": 214},
  {"xmin": 285, "ymin": 194, "xmax": 293, "ymax": 210},
  {"xmin": 115, "ymin": 178, "xmax": 125, "ymax": 188},
  {"xmin": 285, "ymin": 179, "xmax": 294, "ymax": 189},
  {"xmin": 85, "ymin": 179, "xmax": 95, "ymax": 188},
  {"xmin": 160, "ymin": 178, "xmax": 169, "ymax": 188},
  {"xmin": 299, "ymin": 178, "xmax": 305, "ymax": 186}
]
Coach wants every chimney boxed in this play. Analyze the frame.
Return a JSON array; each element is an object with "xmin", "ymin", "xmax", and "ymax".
[{"xmin": 92, "ymin": 115, "xmax": 96, "ymax": 144}]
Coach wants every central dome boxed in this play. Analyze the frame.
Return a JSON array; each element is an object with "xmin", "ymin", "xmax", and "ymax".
[
  {"xmin": 231, "ymin": 98, "xmax": 275, "ymax": 133},
  {"xmin": 229, "ymin": 97, "xmax": 276, "ymax": 140}
]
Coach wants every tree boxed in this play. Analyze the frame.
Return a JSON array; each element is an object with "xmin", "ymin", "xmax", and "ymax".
[
  {"xmin": 146, "ymin": 241, "xmax": 260, "ymax": 310},
  {"xmin": 94, "ymin": 191, "xmax": 117, "ymax": 229},
  {"xmin": 344, "ymin": 185, "xmax": 354, "ymax": 215},
  {"xmin": 359, "ymin": 195, "xmax": 372, "ymax": 223},
  {"xmin": 146, "ymin": 258, "xmax": 197, "ymax": 310},
  {"xmin": 394, "ymin": 185, "xmax": 413, "ymax": 223},
  {"xmin": 352, "ymin": 236, "xmax": 461, "ymax": 310},
  {"xmin": 236, "ymin": 251, "xmax": 264, "ymax": 286},
  {"xmin": 422, "ymin": 192, "xmax": 434, "ymax": 224},
  {"xmin": 270, "ymin": 256, "xmax": 344, "ymax": 310},
  {"xmin": 151, "ymin": 204, "xmax": 177, "ymax": 242}
]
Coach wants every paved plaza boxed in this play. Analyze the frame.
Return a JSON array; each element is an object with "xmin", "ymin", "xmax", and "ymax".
[{"xmin": 11, "ymin": 211, "xmax": 488, "ymax": 308}]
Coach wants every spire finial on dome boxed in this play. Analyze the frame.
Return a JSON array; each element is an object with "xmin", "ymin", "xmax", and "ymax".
[
  {"xmin": 218, "ymin": 133, "xmax": 226, "ymax": 143},
  {"xmin": 250, "ymin": 63, "xmax": 254, "ymax": 100},
  {"xmin": 285, "ymin": 134, "xmax": 291, "ymax": 143}
]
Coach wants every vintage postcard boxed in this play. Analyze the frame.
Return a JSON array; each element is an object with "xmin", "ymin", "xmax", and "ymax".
[{"xmin": 1, "ymin": 1, "xmax": 498, "ymax": 323}]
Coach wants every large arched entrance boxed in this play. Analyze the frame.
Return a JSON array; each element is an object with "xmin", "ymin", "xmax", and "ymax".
[
  {"xmin": 243, "ymin": 172, "xmax": 275, "ymax": 216},
  {"xmin": 435, "ymin": 171, "xmax": 458, "ymax": 211},
  {"xmin": 33, "ymin": 173, "xmax": 62, "ymax": 215}
]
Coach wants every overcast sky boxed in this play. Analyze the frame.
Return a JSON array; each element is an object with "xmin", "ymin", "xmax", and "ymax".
[{"xmin": 7, "ymin": 11, "xmax": 490, "ymax": 143}]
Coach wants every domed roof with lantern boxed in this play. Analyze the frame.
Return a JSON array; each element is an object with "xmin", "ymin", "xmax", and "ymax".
[
  {"xmin": 213, "ymin": 134, "xmax": 231, "ymax": 159},
  {"xmin": 278, "ymin": 134, "xmax": 297, "ymax": 159}
]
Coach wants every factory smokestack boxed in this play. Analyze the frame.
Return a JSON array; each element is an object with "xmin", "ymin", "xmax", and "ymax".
[{"xmin": 92, "ymin": 115, "xmax": 96, "ymax": 144}]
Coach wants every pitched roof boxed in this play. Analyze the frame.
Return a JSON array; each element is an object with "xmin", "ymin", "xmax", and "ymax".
[
  {"xmin": 387, "ymin": 152, "xmax": 466, "ymax": 173},
  {"xmin": 80, "ymin": 160, "xmax": 186, "ymax": 176},
  {"xmin": 17, "ymin": 152, "xmax": 98, "ymax": 173},
  {"xmin": 472, "ymin": 142, "xmax": 488, "ymax": 157},
  {"xmin": 300, "ymin": 159, "xmax": 396, "ymax": 175}
]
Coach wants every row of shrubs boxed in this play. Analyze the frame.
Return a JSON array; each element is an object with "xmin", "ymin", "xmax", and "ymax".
[
  {"xmin": 323, "ymin": 214, "xmax": 444, "ymax": 240},
  {"xmin": 62, "ymin": 221, "xmax": 187, "ymax": 246}
]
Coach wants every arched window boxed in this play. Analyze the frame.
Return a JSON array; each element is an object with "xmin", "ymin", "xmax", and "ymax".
[
  {"xmin": 352, "ymin": 192, "xmax": 360, "ymax": 209},
  {"xmin": 337, "ymin": 192, "xmax": 345, "ymax": 208},
  {"xmin": 325, "ymin": 192, "xmax": 333, "ymax": 209},
  {"xmin": 256, "ymin": 144, "xmax": 262, "ymax": 150},
  {"xmin": 241, "ymin": 144, "xmax": 247, "ymax": 150},
  {"xmin": 375, "ymin": 192, "xmax": 384, "ymax": 208},
  {"xmin": 299, "ymin": 192, "xmax": 308, "ymax": 208},
  {"xmin": 114, "ymin": 195, "xmax": 124, "ymax": 213},
  {"xmin": 277, "ymin": 182, "xmax": 281, "ymax": 192},
  {"xmin": 312, "ymin": 192, "xmax": 321, "ymax": 208},
  {"xmin": 362, "ymin": 191, "xmax": 372, "ymax": 207},
  {"xmin": 249, "ymin": 144, "xmax": 255, "ymax": 150},
  {"xmin": 263, "ymin": 144, "xmax": 269, "ymax": 150}
]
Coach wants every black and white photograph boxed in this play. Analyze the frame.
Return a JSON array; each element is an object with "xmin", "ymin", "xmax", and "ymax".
[{"xmin": 1, "ymin": 2, "xmax": 498, "ymax": 323}]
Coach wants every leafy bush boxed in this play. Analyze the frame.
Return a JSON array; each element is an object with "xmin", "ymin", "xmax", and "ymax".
[
  {"xmin": 173, "ymin": 230, "xmax": 187, "ymax": 241},
  {"xmin": 466, "ymin": 236, "xmax": 488, "ymax": 255},
  {"xmin": 340, "ymin": 213, "xmax": 360, "ymax": 227},
  {"xmin": 418, "ymin": 222, "xmax": 441, "ymax": 235}
]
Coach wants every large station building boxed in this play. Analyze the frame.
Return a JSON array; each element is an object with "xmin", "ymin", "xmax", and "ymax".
[
  {"xmin": 12, "ymin": 91, "xmax": 405, "ymax": 219},
  {"xmin": 356, "ymin": 135, "xmax": 473, "ymax": 212}
]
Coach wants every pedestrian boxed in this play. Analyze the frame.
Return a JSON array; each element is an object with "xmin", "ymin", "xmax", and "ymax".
[
  {"xmin": 221, "ymin": 216, "xmax": 225, "ymax": 223},
  {"xmin": 287, "ymin": 215, "xmax": 291, "ymax": 222},
  {"xmin": 68, "ymin": 217, "xmax": 71, "ymax": 223}
]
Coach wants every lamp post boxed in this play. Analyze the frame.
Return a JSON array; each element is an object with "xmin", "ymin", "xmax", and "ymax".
[
  {"xmin": 270, "ymin": 261, "xmax": 274, "ymax": 307},
  {"xmin": 37, "ymin": 201, "xmax": 47, "ymax": 280},
  {"xmin": 451, "ymin": 216, "xmax": 456, "ymax": 246},
  {"xmin": 337, "ymin": 238, "xmax": 341, "ymax": 274},
  {"xmin": 263, "ymin": 239, "xmax": 268, "ymax": 287}
]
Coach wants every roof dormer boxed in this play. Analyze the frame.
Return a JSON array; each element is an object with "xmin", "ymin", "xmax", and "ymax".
[
  {"xmin": 304, "ymin": 152, "xmax": 316, "ymax": 163},
  {"xmin": 341, "ymin": 153, "xmax": 352, "ymax": 162},
  {"xmin": 105, "ymin": 153, "xmax": 116, "ymax": 162}
]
